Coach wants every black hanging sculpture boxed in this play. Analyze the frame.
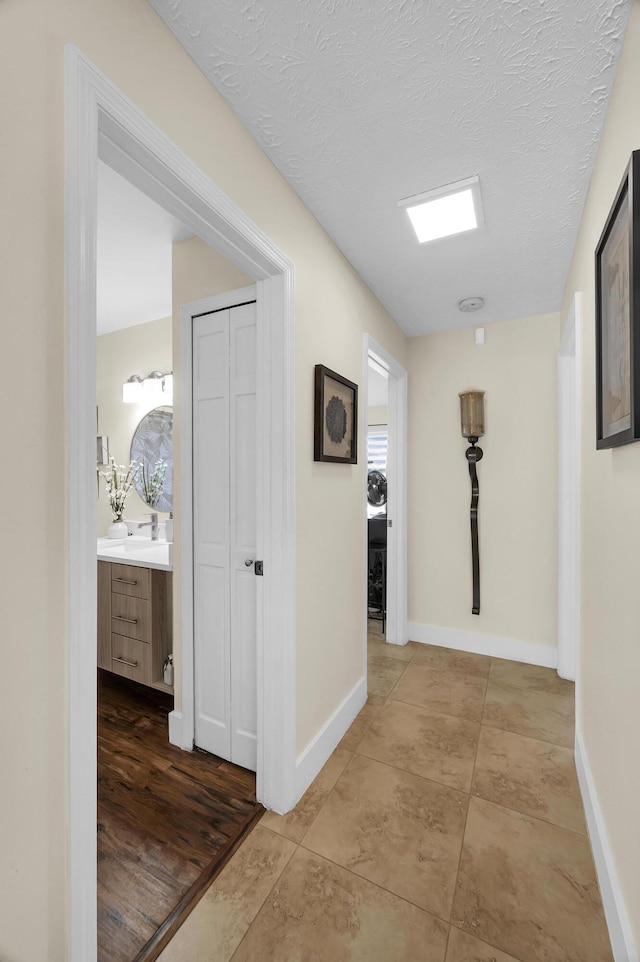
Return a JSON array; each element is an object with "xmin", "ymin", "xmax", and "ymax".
[{"xmin": 459, "ymin": 391, "xmax": 485, "ymax": 615}]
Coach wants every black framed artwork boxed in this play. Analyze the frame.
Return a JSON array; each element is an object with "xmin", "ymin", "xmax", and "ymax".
[
  {"xmin": 595, "ymin": 149, "xmax": 640, "ymax": 448},
  {"xmin": 314, "ymin": 364, "xmax": 358, "ymax": 463}
]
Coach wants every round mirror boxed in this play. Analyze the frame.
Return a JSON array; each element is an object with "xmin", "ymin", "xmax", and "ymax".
[{"xmin": 130, "ymin": 406, "xmax": 173, "ymax": 513}]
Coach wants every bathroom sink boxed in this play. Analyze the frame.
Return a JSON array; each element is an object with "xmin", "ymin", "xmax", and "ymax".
[
  {"xmin": 97, "ymin": 537, "xmax": 172, "ymax": 570},
  {"xmin": 100, "ymin": 538, "xmax": 165, "ymax": 553}
]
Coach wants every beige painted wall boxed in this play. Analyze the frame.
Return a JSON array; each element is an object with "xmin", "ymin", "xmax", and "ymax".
[
  {"xmin": 96, "ymin": 316, "xmax": 173, "ymax": 537},
  {"xmin": 368, "ymin": 405, "xmax": 388, "ymax": 426},
  {"xmin": 407, "ymin": 314, "xmax": 559, "ymax": 650},
  {"xmin": 0, "ymin": 4, "xmax": 406, "ymax": 956},
  {"xmin": 560, "ymin": 0, "xmax": 640, "ymax": 941},
  {"xmin": 171, "ymin": 236, "xmax": 253, "ymax": 711}
]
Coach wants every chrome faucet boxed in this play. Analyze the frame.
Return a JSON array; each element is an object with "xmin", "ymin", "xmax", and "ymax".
[{"xmin": 137, "ymin": 512, "xmax": 159, "ymax": 541}]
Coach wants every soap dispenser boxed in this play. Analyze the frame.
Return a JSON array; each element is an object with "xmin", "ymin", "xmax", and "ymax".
[
  {"xmin": 165, "ymin": 511, "xmax": 173, "ymax": 543},
  {"xmin": 163, "ymin": 653, "xmax": 174, "ymax": 687}
]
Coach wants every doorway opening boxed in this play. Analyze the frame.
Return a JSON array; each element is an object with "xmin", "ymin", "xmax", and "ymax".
[
  {"xmin": 67, "ymin": 47, "xmax": 296, "ymax": 962},
  {"xmin": 363, "ymin": 335, "xmax": 408, "ymax": 666},
  {"xmin": 94, "ymin": 150, "xmax": 266, "ymax": 960},
  {"xmin": 367, "ymin": 356, "xmax": 389, "ymax": 640},
  {"xmin": 182, "ymin": 289, "xmax": 261, "ymax": 772}
]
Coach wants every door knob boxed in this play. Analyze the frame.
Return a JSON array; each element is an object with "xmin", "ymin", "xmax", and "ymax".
[{"xmin": 244, "ymin": 559, "xmax": 254, "ymax": 567}]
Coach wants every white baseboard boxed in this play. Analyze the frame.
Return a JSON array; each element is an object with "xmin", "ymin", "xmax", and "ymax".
[
  {"xmin": 408, "ymin": 621, "xmax": 557, "ymax": 668},
  {"xmin": 168, "ymin": 709, "xmax": 191, "ymax": 750},
  {"xmin": 575, "ymin": 731, "xmax": 638, "ymax": 962},
  {"xmin": 294, "ymin": 676, "xmax": 367, "ymax": 803}
]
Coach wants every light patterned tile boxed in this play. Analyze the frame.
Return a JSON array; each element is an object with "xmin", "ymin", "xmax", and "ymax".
[
  {"xmin": 260, "ymin": 749, "xmax": 352, "ymax": 843},
  {"xmin": 231, "ymin": 847, "xmax": 449, "ymax": 962},
  {"xmin": 411, "ymin": 645, "xmax": 491, "ymax": 678},
  {"xmin": 358, "ymin": 698, "xmax": 479, "ymax": 791},
  {"xmin": 338, "ymin": 694, "xmax": 386, "ymax": 752},
  {"xmin": 483, "ymin": 681, "xmax": 574, "ymax": 747},
  {"xmin": 452, "ymin": 797, "xmax": 613, "ymax": 962},
  {"xmin": 303, "ymin": 754, "xmax": 467, "ymax": 919},
  {"xmin": 368, "ymin": 656, "xmax": 407, "ymax": 696},
  {"xmin": 472, "ymin": 726, "xmax": 586, "ymax": 833},
  {"xmin": 489, "ymin": 659, "xmax": 574, "ymax": 696},
  {"xmin": 157, "ymin": 825, "xmax": 296, "ymax": 962},
  {"xmin": 391, "ymin": 662, "xmax": 487, "ymax": 722},
  {"xmin": 445, "ymin": 926, "xmax": 522, "ymax": 962},
  {"xmin": 368, "ymin": 637, "xmax": 415, "ymax": 661}
]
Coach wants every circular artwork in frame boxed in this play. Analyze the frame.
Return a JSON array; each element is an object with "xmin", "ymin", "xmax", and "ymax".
[{"xmin": 130, "ymin": 405, "xmax": 173, "ymax": 513}]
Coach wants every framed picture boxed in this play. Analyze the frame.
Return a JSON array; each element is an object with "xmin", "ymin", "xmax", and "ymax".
[
  {"xmin": 314, "ymin": 364, "xmax": 358, "ymax": 463},
  {"xmin": 595, "ymin": 149, "xmax": 640, "ymax": 448}
]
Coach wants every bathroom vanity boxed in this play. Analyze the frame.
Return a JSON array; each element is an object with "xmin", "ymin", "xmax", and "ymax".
[{"xmin": 97, "ymin": 538, "xmax": 173, "ymax": 692}]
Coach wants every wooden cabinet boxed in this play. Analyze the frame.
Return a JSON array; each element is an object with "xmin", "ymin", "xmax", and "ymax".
[{"xmin": 97, "ymin": 560, "xmax": 173, "ymax": 692}]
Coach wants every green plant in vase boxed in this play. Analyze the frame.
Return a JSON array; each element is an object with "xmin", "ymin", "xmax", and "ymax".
[{"xmin": 99, "ymin": 457, "xmax": 138, "ymax": 537}]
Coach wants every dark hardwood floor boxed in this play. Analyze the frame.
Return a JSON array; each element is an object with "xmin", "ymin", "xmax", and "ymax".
[{"xmin": 98, "ymin": 670, "xmax": 263, "ymax": 962}]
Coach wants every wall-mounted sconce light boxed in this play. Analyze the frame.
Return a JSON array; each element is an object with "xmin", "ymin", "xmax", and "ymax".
[
  {"xmin": 122, "ymin": 375, "xmax": 143, "ymax": 404},
  {"xmin": 122, "ymin": 372, "xmax": 173, "ymax": 405},
  {"xmin": 143, "ymin": 371, "xmax": 165, "ymax": 403},
  {"xmin": 459, "ymin": 390, "xmax": 485, "ymax": 615}
]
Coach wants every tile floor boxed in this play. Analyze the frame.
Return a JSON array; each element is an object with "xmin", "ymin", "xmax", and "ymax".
[{"xmin": 158, "ymin": 621, "xmax": 612, "ymax": 962}]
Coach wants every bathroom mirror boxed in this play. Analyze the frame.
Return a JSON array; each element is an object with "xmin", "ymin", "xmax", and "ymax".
[{"xmin": 130, "ymin": 405, "xmax": 173, "ymax": 513}]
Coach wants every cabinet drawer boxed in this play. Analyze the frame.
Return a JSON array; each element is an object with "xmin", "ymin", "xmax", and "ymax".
[
  {"xmin": 111, "ymin": 593, "xmax": 151, "ymax": 642},
  {"xmin": 111, "ymin": 563, "xmax": 151, "ymax": 600},
  {"xmin": 111, "ymin": 634, "xmax": 151, "ymax": 685}
]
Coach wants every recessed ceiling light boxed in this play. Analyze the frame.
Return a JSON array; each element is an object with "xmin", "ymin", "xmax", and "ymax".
[{"xmin": 398, "ymin": 176, "xmax": 483, "ymax": 244}]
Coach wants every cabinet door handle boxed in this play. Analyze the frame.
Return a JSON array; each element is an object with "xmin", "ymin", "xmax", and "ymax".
[
  {"xmin": 114, "ymin": 615, "xmax": 138, "ymax": 624},
  {"xmin": 114, "ymin": 578, "xmax": 137, "ymax": 586},
  {"xmin": 113, "ymin": 656, "xmax": 138, "ymax": 668}
]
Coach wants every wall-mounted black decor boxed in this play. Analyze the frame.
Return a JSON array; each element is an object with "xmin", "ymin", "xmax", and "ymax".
[
  {"xmin": 314, "ymin": 364, "xmax": 358, "ymax": 463},
  {"xmin": 595, "ymin": 149, "xmax": 640, "ymax": 448},
  {"xmin": 459, "ymin": 390, "xmax": 485, "ymax": 615}
]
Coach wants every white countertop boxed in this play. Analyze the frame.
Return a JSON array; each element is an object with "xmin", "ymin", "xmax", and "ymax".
[{"xmin": 97, "ymin": 536, "xmax": 173, "ymax": 571}]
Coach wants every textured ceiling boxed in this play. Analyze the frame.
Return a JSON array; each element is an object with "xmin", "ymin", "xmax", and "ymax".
[{"xmin": 149, "ymin": 0, "xmax": 631, "ymax": 335}]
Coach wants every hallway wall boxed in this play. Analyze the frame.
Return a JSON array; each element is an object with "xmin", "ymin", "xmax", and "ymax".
[
  {"xmin": 0, "ymin": 3, "xmax": 407, "ymax": 959},
  {"xmin": 407, "ymin": 313, "xmax": 560, "ymax": 659},
  {"xmin": 560, "ymin": 0, "xmax": 640, "ymax": 945}
]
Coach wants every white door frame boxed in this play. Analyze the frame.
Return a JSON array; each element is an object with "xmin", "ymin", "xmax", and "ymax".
[
  {"xmin": 179, "ymin": 286, "xmax": 258, "ymax": 766},
  {"xmin": 557, "ymin": 292, "xmax": 582, "ymax": 682},
  {"xmin": 65, "ymin": 47, "xmax": 296, "ymax": 962},
  {"xmin": 363, "ymin": 335, "xmax": 408, "ymax": 658}
]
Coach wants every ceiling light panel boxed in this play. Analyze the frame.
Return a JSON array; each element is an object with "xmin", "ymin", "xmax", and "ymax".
[{"xmin": 399, "ymin": 176, "xmax": 483, "ymax": 244}]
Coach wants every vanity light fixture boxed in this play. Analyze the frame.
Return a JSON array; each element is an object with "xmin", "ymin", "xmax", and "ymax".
[
  {"xmin": 122, "ymin": 375, "xmax": 143, "ymax": 404},
  {"xmin": 143, "ymin": 371, "xmax": 165, "ymax": 402},
  {"xmin": 122, "ymin": 372, "xmax": 174, "ymax": 404},
  {"xmin": 399, "ymin": 176, "xmax": 483, "ymax": 244},
  {"xmin": 459, "ymin": 390, "xmax": 485, "ymax": 615}
]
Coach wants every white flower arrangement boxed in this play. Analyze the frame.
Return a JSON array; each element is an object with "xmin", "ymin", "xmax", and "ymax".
[
  {"xmin": 139, "ymin": 459, "xmax": 167, "ymax": 509},
  {"xmin": 99, "ymin": 457, "xmax": 138, "ymax": 521}
]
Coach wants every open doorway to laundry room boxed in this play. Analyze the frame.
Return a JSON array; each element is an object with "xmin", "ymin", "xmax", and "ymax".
[
  {"xmin": 363, "ymin": 336, "xmax": 409, "ymax": 673},
  {"xmin": 366, "ymin": 356, "xmax": 389, "ymax": 643}
]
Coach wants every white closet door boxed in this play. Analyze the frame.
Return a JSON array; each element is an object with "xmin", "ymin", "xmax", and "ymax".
[
  {"xmin": 192, "ymin": 301, "xmax": 257, "ymax": 770},
  {"xmin": 193, "ymin": 309, "xmax": 231, "ymax": 760},
  {"xmin": 229, "ymin": 303, "xmax": 257, "ymax": 770}
]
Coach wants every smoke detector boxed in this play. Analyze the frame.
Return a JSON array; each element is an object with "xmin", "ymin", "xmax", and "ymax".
[{"xmin": 458, "ymin": 296, "xmax": 485, "ymax": 313}]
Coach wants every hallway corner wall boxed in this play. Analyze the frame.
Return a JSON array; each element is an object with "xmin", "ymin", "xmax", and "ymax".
[{"xmin": 407, "ymin": 312, "xmax": 560, "ymax": 661}]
